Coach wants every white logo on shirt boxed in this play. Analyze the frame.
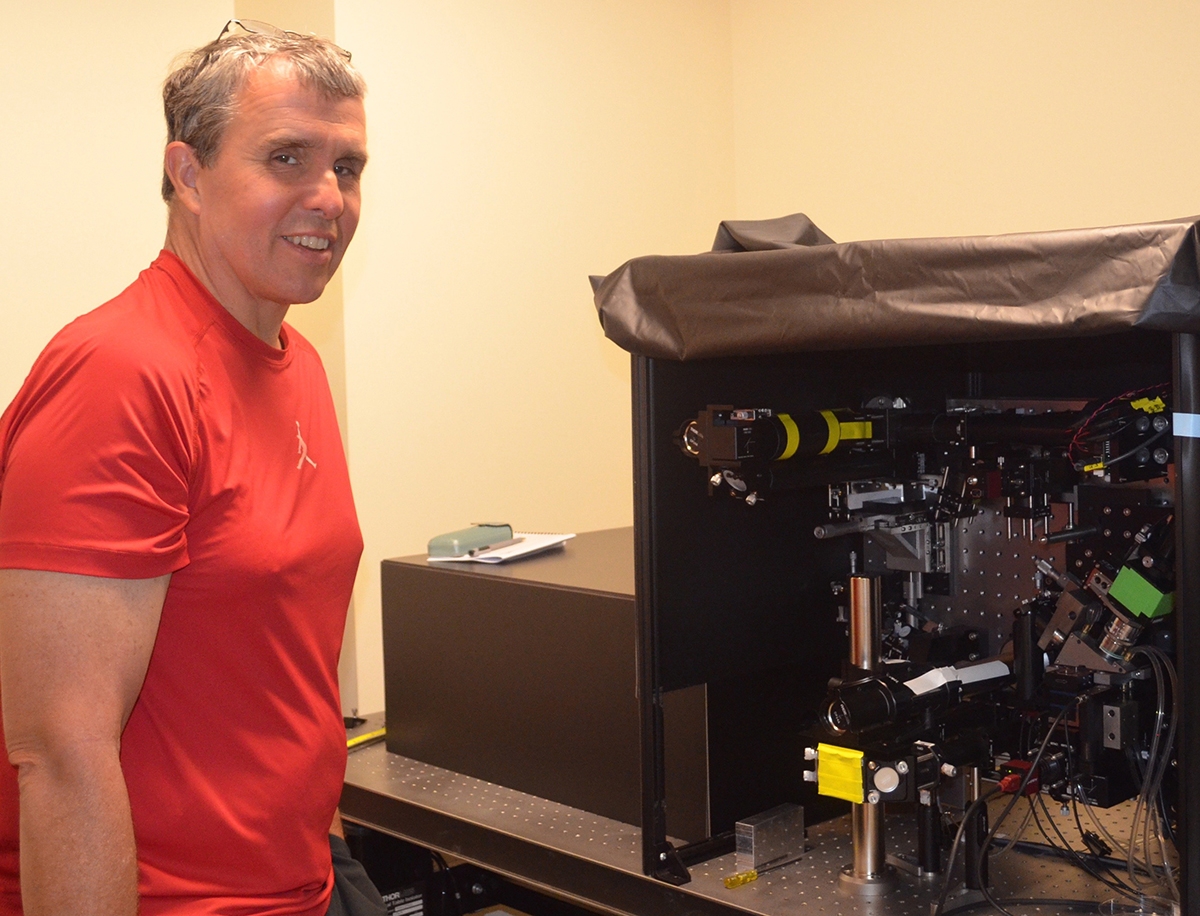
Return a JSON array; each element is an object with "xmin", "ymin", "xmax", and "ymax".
[{"xmin": 296, "ymin": 421, "xmax": 317, "ymax": 469}]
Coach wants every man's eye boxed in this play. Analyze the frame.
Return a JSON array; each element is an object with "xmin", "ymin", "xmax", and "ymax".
[
  {"xmin": 334, "ymin": 164, "xmax": 361, "ymax": 180},
  {"xmin": 273, "ymin": 153, "xmax": 299, "ymax": 165}
]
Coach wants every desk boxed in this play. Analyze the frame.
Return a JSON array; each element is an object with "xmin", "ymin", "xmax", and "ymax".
[
  {"xmin": 360, "ymin": 531, "xmax": 1146, "ymax": 915},
  {"xmin": 342, "ymin": 743, "xmax": 1133, "ymax": 916}
]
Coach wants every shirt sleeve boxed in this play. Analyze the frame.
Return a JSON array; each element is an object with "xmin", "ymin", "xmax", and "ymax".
[{"xmin": 0, "ymin": 323, "xmax": 194, "ymax": 578}]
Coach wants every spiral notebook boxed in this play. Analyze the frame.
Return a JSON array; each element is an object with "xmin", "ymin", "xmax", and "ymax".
[{"xmin": 426, "ymin": 531, "xmax": 575, "ymax": 564}]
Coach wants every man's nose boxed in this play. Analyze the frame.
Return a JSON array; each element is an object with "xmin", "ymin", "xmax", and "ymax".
[{"xmin": 307, "ymin": 168, "xmax": 345, "ymax": 219}]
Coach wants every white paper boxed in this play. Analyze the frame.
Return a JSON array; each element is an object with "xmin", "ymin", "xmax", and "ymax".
[{"xmin": 903, "ymin": 659, "xmax": 1010, "ymax": 696}]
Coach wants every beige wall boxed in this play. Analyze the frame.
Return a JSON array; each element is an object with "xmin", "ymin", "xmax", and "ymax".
[
  {"xmin": 0, "ymin": 2, "xmax": 231, "ymax": 406},
  {"xmin": 336, "ymin": 1, "xmax": 735, "ymax": 712},
  {"xmin": 8, "ymin": 2, "xmax": 1200, "ymax": 716},
  {"xmin": 729, "ymin": 1, "xmax": 1200, "ymax": 241}
]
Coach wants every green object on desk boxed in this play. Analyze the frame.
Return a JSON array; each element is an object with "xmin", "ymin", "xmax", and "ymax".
[{"xmin": 428, "ymin": 524, "xmax": 512, "ymax": 558}]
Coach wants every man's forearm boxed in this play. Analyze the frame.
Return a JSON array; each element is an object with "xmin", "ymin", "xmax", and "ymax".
[
  {"xmin": 17, "ymin": 750, "xmax": 137, "ymax": 916},
  {"xmin": 0, "ymin": 568, "xmax": 168, "ymax": 914}
]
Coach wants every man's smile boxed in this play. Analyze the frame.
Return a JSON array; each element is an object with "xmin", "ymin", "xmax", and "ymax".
[{"xmin": 283, "ymin": 235, "xmax": 332, "ymax": 250}]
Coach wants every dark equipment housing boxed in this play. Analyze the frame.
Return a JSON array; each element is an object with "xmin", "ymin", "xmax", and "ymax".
[{"xmin": 593, "ymin": 213, "xmax": 1200, "ymax": 910}]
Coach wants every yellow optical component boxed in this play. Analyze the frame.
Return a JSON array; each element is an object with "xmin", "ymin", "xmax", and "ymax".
[{"xmin": 816, "ymin": 743, "xmax": 865, "ymax": 803}]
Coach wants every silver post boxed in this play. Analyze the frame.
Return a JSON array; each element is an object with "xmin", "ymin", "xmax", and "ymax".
[
  {"xmin": 847, "ymin": 575, "xmax": 880, "ymax": 672},
  {"xmin": 839, "ymin": 575, "xmax": 897, "ymax": 896}
]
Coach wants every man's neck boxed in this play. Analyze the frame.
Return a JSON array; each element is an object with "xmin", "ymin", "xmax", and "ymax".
[{"xmin": 163, "ymin": 212, "xmax": 289, "ymax": 348}]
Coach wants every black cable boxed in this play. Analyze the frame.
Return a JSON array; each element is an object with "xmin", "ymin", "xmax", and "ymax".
[
  {"xmin": 1067, "ymin": 383, "xmax": 1170, "ymax": 463},
  {"xmin": 1075, "ymin": 417, "xmax": 1136, "ymax": 445},
  {"xmin": 1025, "ymin": 799, "xmax": 1128, "ymax": 908},
  {"xmin": 428, "ymin": 851, "xmax": 465, "ymax": 916},
  {"xmin": 1056, "ymin": 708, "xmax": 1142, "ymax": 898},
  {"xmin": 1028, "ymin": 794, "xmax": 1055, "ymax": 848},
  {"xmin": 942, "ymin": 898, "xmax": 1103, "ymax": 915},
  {"xmin": 1094, "ymin": 424, "xmax": 1171, "ymax": 470},
  {"xmin": 1033, "ymin": 792, "xmax": 1141, "ymax": 900},
  {"xmin": 973, "ymin": 694, "xmax": 1091, "ymax": 915},
  {"xmin": 1129, "ymin": 646, "xmax": 1179, "ymax": 901},
  {"xmin": 1043, "ymin": 712, "xmax": 1148, "ymax": 900},
  {"xmin": 1007, "ymin": 837, "xmax": 1149, "ymax": 873},
  {"xmin": 1069, "ymin": 779, "xmax": 1146, "ymax": 892},
  {"xmin": 937, "ymin": 705, "xmax": 1069, "ymax": 916},
  {"xmin": 932, "ymin": 787, "xmax": 1002, "ymax": 916}
]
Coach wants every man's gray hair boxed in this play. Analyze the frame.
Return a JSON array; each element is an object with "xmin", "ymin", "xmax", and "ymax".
[{"xmin": 161, "ymin": 29, "xmax": 366, "ymax": 201}]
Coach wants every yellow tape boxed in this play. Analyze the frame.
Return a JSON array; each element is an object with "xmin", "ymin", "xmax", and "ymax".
[
  {"xmin": 817, "ymin": 743, "xmax": 864, "ymax": 803},
  {"xmin": 818, "ymin": 410, "xmax": 840, "ymax": 455},
  {"xmin": 838, "ymin": 420, "xmax": 873, "ymax": 441},
  {"xmin": 777, "ymin": 413, "xmax": 800, "ymax": 460},
  {"xmin": 1131, "ymin": 396, "xmax": 1166, "ymax": 414}
]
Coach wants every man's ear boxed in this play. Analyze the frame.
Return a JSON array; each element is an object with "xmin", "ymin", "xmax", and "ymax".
[{"xmin": 164, "ymin": 141, "xmax": 203, "ymax": 215}]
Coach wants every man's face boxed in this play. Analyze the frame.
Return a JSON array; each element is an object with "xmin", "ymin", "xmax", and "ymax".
[{"xmin": 191, "ymin": 60, "xmax": 367, "ymax": 320}]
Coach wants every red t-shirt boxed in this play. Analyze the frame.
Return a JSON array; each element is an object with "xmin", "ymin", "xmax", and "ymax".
[{"xmin": 0, "ymin": 252, "xmax": 363, "ymax": 915}]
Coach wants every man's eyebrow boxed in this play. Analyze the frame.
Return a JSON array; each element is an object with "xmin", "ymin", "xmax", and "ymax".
[
  {"xmin": 261, "ymin": 135, "xmax": 368, "ymax": 161},
  {"xmin": 263, "ymin": 134, "xmax": 319, "ymax": 150}
]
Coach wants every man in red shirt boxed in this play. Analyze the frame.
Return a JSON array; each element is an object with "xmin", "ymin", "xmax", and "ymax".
[{"xmin": 0, "ymin": 22, "xmax": 381, "ymax": 916}]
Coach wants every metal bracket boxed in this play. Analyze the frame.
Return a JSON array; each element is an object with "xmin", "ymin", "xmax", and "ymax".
[{"xmin": 651, "ymin": 843, "xmax": 692, "ymax": 885}]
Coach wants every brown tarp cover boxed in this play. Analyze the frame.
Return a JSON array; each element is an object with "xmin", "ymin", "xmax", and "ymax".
[{"xmin": 591, "ymin": 214, "xmax": 1200, "ymax": 361}]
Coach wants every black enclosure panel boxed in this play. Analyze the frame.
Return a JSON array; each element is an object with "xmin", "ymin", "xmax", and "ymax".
[
  {"xmin": 634, "ymin": 330, "xmax": 1175, "ymax": 875},
  {"xmin": 639, "ymin": 332, "xmax": 1173, "ymax": 692}
]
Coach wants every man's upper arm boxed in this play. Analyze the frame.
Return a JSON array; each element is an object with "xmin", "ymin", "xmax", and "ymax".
[{"xmin": 0, "ymin": 569, "xmax": 169, "ymax": 767}]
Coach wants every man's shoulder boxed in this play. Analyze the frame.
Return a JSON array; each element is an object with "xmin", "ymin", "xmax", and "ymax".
[
  {"xmin": 82, "ymin": 252, "xmax": 213, "ymax": 340},
  {"xmin": 35, "ymin": 256, "xmax": 212, "ymax": 396}
]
